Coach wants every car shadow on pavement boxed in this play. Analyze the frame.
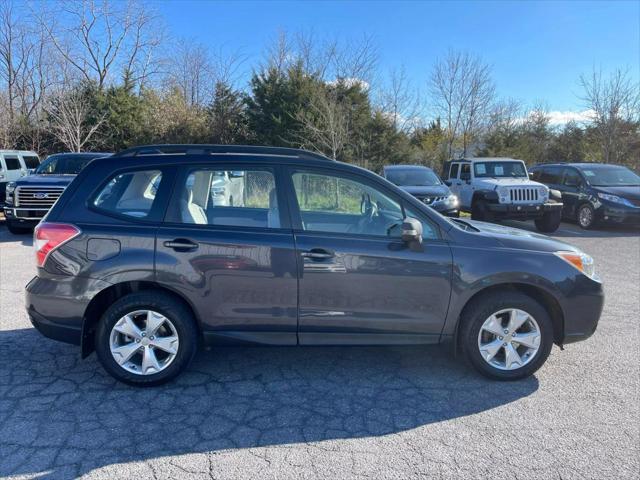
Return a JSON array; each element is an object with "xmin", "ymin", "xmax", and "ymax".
[{"xmin": 0, "ymin": 327, "xmax": 539, "ymax": 479}]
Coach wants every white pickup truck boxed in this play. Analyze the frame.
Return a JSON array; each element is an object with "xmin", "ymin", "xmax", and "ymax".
[{"xmin": 443, "ymin": 157, "xmax": 563, "ymax": 232}]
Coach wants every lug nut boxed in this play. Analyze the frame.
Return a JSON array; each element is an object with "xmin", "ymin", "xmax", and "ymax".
[
  {"xmin": 503, "ymin": 343, "xmax": 507, "ymax": 347},
  {"xmin": 150, "ymin": 336, "xmax": 155, "ymax": 340},
  {"xmin": 135, "ymin": 339, "xmax": 140, "ymax": 343},
  {"xmin": 499, "ymin": 336, "xmax": 503, "ymax": 340},
  {"xmin": 503, "ymin": 329, "xmax": 509, "ymax": 334}
]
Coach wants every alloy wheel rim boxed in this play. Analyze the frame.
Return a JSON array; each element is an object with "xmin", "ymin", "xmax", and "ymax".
[
  {"xmin": 477, "ymin": 308, "xmax": 541, "ymax": 371},
  {"xmin": 109, "ymin": 310, "xmax": 179, "ymax": 375},
  {"xmin": 579, "ymin": 206, "xmax": 593, "ymax": 227}
]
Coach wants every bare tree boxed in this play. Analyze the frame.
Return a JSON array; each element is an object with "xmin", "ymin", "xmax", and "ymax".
[
  {"xmin": 296, "ymin": 86, "xmax": 350, "ymax": 160},
  {"xmin": 165, "ymin": 39, "xmax": 212, "ymax": 106},
  {"xmin": 37, "ymin": 0, "xmax": 163, "ymax": 90},
  {"xmin": 46, "ymin": 85, "xmax": 105, "ymax": 152},
  {"xmin": 580, "ymin": 67, "xmax": 640, "ymax": 164},
  {"xmin": 380, "ymin": 66, "xmax": 421, "ymax": 133},
  {"xmin": 429, "ymin": 50, "xmax": 495, "ymax": 158}
]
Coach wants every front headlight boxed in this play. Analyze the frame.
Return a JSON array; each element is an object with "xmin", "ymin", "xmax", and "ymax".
[
  {"xmin": 555, "ymin": 251, "xmax": 596, "ymax": 279},
  {"xmin": 446, "ymin": 194, "xmax": 458, "ymax": 206},
  {"xmin": 5, "ymin": 182, "xmax": 16, "ymax": 195},
  {"xmin": 538, "ymin": 186, "xmax": 549, "ymax": 200},
  {"xmin": 497, "ymin": 186, "xmax": 509, "ymax": 203},
  {"xmin": 597, "ymin": 192, "xmax": 634, "ymax": 207}
]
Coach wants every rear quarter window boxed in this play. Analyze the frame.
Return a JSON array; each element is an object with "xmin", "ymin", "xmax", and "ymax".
[{"xmin": 93, "ymin": 170, "xmax": 162, "ymax": 219}]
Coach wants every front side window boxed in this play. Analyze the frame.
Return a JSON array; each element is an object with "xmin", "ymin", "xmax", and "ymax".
[
  {"xmin": 173, "ymin": 169, "xmax": 279, "ymax": 228},
  {"xmin": 460, "ymin": 164, "xmax": 471, "ymax": 180},
  {"xmin": 540, "ymin": 167, "xmax": 562, "ymax": 184},
  {"xmin": 94, "ymin": 170, "xmax": 162, "ymax": 218},
  {"xmin": 563, "ymin": 169, "xmax": 582, "ymax": 187},
  {"xmin": 449, "ymin": 163, "xmax": 459, "ymax": 179},
  {"xmin": 4, "ymin": 155, "xmax": 20, "ymax": 170},
  {"xmin": 292, "ymin": 171, "xmax": 437, "ymax": 239}
]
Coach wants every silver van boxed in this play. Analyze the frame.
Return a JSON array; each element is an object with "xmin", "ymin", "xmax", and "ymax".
[{"xmin": 0, "ymin": 150, "xmax": 40, "ymax": 203}]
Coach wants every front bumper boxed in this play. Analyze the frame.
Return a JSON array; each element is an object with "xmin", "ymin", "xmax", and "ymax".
[
  {"xmin": 4, "ymin": 206, "xmax": 48, "ymax": 224},
  {"xmin": 432, "ymin": 204, "xmax": 459, "ymax": 217},
  {"xmin": 486, "ymin": 201, "xmax": 562, "ymax": 219},
  {"xmin": 560, "ymin": 274, "xmax": 604, "ymax": 344},
  {"xmin": 597, "ymin": 204, "xmax": 640, "ymax": 226}
]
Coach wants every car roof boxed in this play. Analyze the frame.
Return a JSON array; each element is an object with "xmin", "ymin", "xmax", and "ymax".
[
  {"xmin": 45, "ymin": 152, "xmax": 113, "ymax": 158},
  {"xmin": 453, "ymin": 157, "xmax": 524, "ymax": 163},
  {"xmin": 534, "ymin": 162, "xmax": 626, "ymax": 169},
  {"xmin": 384, "ymin": 165, "xmax": 434, "ymax": 171}
]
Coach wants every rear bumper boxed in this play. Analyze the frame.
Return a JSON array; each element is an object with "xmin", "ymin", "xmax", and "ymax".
[
  {"xmin": 25, "ymin": 274, "xmax": 111, "ymax": 347},
  {"xmin": 487, "ymin": 201, "xmax": 562, "ymax": 219},
  {"xmin": 560, "ymin": 275, "xmax": 604, "ymax": 344}
]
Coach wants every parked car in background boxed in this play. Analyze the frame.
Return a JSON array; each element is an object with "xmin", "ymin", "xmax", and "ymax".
[
  {"xmin": 4, "ymin": 152, "xmax": 111, "ymax": 233},
  {"xmin": 382, "ymin": 165, "xmax": 459, "ymax": 216},
  {"xmin": 0, "ymin": 150, "xmax": 40, "ymax": 204},
  {"xmin": 529, "ymin": 163, "xmax": 640, "ymax": 229},
  {"xmin": 26, "ymin": 144, "xmax": 603, "ymax": 386},
  {"xmin": 443, "ymin": 157, "xmax": 563, "ymax": 232}
]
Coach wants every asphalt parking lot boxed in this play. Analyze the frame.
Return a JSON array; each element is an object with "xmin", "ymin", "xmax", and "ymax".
[{"xmin": 0, "ymin": 218, "xmax": 638, "ymax": 479}]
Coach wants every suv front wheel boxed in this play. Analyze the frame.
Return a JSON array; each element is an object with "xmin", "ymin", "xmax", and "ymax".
[
  {"xmin": 95, "ymin": 292, "xmax": 198, "ymax": 386},
  {"xmin": 460, "ymin": 291, "xmax": 554, "ymax": 380}
]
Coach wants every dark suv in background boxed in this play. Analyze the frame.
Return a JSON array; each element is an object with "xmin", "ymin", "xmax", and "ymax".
[
  {"xmin": 26, "ymin": 145, "xmax": 603, "ymax": 386},
  {"xmin": 529, "ymin": 163, "xmax": 640, "ymax": 229},
  {"xmin": 4, "ymin": 152, "xmax": 111, "ymax": 233},
  {"xmin": 382, "ymin": 165, "xmax": 459, "ymax": 216}
]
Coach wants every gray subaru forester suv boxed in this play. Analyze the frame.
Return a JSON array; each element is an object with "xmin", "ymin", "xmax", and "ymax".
[{"xmin": 26, "ymin": 145, "xmax": 604, "ymax": 386}]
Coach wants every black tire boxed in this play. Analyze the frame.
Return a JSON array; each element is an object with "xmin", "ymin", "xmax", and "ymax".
[
  {"xmin": 95, "ymin": 291, "xmax": 198, "ymax": 387},
  {"xmin": 6, "ymin": 219, "xmax": 31, "ymax": 234},
  {"xmin": 576, "ymin": 203, "xmax": 596, "ymax": 229},
  {"xmin": 471, "ymin": 200, "xmax": 492, "ymax": 222},
  {"xmin": 534, "ymin": 209, "xmax": 561, "ymax": 233},
  {"xmin": 459, "ymin": 291, "xmax": 554, "ymax": 381}
]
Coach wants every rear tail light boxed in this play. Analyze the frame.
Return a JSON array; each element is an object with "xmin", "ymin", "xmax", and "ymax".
[{"xmin": 34, "ymin": 223, "xmax": 81, "ymax": 267}]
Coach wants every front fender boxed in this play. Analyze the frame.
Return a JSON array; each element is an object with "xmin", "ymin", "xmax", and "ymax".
[{"xmin": 441, "ymin": 245, "xmax": 577, "ymax": 337}]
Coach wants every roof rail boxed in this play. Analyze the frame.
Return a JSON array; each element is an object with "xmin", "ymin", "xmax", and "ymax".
[{"xmin": 111, "ymin": 144, "xmax": 334, "ymax": 162}]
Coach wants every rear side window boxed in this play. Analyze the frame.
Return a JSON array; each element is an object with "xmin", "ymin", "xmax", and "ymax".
[
  {"xmin": 22, "ymin": 155, "xmax": 40, "ymax": 168},
  {"xmin": 170, "ymin": 169, "xmax": 279, "ymax": 229},
  {"xmin": 449, "ymin": 163, "xmax": 459, "ymax": 179},
  {"xmin": 540, "ymin": 167, "xmax": 562, "ymax": 184},
  {"xmin": 4, "ymin": 155, "xmax": 21, "ymax": 170},
  {"xmin": 94, "ymin": 170, "xmax": 162, "ymax": 218}
]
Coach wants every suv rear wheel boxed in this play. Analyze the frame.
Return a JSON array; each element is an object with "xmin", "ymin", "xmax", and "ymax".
[
  {"xmin": 95, "ymin": 292, "xmax": 198, "ymax": 386},
  {"xmin": 460, "ymin": 291, "xmax": 553, "ymax": 380}
]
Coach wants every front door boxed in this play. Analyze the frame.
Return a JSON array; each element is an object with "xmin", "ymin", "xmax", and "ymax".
[
  {"xmin": 286, "ymin": 168, "xmax": 452, "ymax": 345},
  {"xmin": 155, "ymin": 165, "xmax": 299, "ymax": 345}
]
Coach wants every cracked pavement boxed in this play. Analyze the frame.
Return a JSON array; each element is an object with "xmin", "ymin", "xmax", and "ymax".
[{"xmin": 1, "ymin": 220, "xmax": 638, "ymax": 479}]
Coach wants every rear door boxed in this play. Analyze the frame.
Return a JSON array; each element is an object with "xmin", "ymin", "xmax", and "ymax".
[
  {"xmin": 155, "ymin": 163, "xmax": 299, "ymax": 345},
  {"xmin": 285, "ymin": 166, "xmax": 452, "ymax": 344},
  {"xmin": 561, "ymin": 167, "xmax": 585, "ymax": 218}
]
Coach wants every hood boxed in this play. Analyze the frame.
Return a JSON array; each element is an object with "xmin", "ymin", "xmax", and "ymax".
[
  {"xmin": 462, "ymin": 219, "xmax": 580, "ymax": 253},
  {"xmin": 14, "ymin": 174, "xmax": 76, "ymax": 187},
  {"xmin": 592, "ymin": 185, "xmax": 640, "ymax": 201},
  {"xmin": 476, "ymin": 178, "xmax": 543, "ymax": 188},
  {"xmin": 399, "ymin": 185, "xmax": 451, "ymax": 196}
]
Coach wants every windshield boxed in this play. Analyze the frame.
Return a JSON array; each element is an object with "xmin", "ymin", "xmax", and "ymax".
[
  {"xmin": 36, "ymin": 155, "xmax": 100, "ymax": 175},
  {"xmin": 386, "ymin": 168, "xmax": 442, "ymax": 186},
  {"xmin": 581, "ymin": 166, "xmax": 640, "ymax": 187},
  {"xmin": 474, "ymin": 161, "xmax": 527, "ymax": 178}
]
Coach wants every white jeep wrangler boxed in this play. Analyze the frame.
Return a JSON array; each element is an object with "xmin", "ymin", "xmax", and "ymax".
[{"xmin": 443, "ymin": 157, "xmax": 563, "ymax": 232}]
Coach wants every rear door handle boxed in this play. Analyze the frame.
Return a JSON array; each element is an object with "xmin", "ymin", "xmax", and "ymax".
[
  {"xmin": 164, "ymin": 239, "xmax": 199, "ymax": 251},
  {"xmin": 301, "ymin": 248, "xmax": 335, "ymax": 260}
]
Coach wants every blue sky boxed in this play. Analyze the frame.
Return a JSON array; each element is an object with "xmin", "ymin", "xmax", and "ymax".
[{"xmin": 154, "ymin": 0, "xmax": 639, "ymax": 117}]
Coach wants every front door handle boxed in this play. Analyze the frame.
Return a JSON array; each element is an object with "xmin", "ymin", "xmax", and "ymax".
[
  {"xmin": 301, "ymin": 248, "xmax": 335, "ymax": 260},
  {"xmin": 164, "ymin": 239, "xmax": 199, "ymax": 251}
]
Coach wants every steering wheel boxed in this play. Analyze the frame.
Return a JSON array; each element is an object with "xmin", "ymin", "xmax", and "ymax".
[{"xmin": 347, "ymin": 194, "xmax": 378, "ymax": 234}]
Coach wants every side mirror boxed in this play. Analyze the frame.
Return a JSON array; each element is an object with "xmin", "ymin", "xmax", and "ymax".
[{"xmin": 401, "ymin": 217, "xmax": 423, "ymax": 248}]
